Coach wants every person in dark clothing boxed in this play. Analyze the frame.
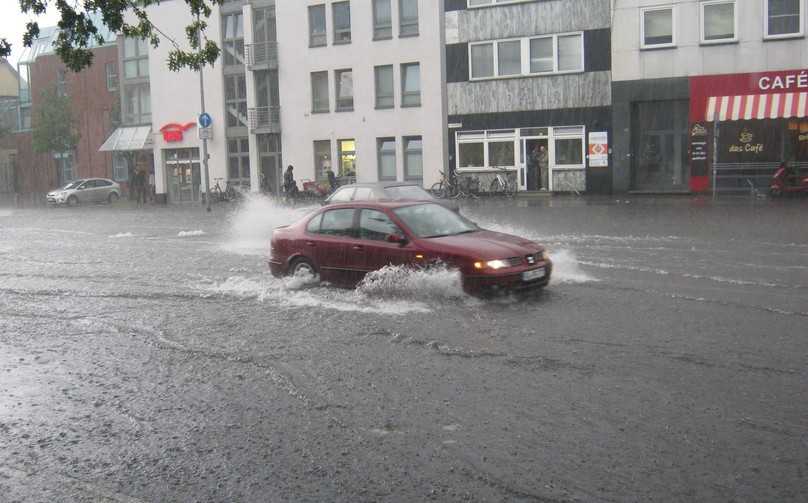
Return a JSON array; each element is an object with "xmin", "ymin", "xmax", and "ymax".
[
  {"xmin": 327, "ymin": 169, "xmax": 337, "ymax": 193},
  {"xmin": 132, "ymin": 168, "xmax": 147, "ymax": 207},
  {"xmin": 283, "ymin": 165, "xmax": 298, "ymax": 196}
]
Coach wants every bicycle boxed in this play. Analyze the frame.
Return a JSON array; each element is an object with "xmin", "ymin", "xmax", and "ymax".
[
  {"xmin": 488, "ymin": 167, "xmax": 517, "ymax": 197},
  {"xmin": 211, "ymin": 178, "xmax": 239, "ymax": 202},
  {"xmin": 430, "ymin": 171, "xmax": 479, "ymax": 199}
]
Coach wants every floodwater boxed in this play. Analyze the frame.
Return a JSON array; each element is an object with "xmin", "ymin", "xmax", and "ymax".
[{"xmin": 0, "ymin": 195, "xmax": 806, "ymax": 502}]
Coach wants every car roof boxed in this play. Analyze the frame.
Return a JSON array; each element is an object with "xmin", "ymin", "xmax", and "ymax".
[
  {"xmin": 322, "ymin": 200, "xmax": 436, "ymax": 210},
  {"xmin": 335, "ymin": 182, "xmax": 425, "ymax": 189}
]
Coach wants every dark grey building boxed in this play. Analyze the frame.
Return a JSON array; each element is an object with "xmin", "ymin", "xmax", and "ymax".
[{"xmin": 444, "ymin": 0, "xmax": 612, "ymax": 193}]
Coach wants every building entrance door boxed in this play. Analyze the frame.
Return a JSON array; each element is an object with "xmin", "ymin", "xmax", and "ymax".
[
  {"xmin": 523, "ymin": 138, "xmax": 549, "ymax": 191},
  {"xmin": 261, "ymin": 154, "xmax": 282, "ymax": 194},
  {"xmin": 632, "ymin": 100, "xmax": 689, "ymax": 191}
]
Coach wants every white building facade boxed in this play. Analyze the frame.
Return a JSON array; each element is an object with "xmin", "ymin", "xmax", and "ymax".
[{"xmin": 275, "ymin": 0, "xmax": 447, "ymax": 189}]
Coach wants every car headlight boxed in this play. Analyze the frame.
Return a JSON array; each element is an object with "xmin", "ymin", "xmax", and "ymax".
[{"xmin": 486, "ymin": 259, "xmax": 509, "ymax": 270}]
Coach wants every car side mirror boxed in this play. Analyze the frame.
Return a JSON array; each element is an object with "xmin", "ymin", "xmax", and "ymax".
[{"xmin": 386, "ymin": 234, "xmax": 407, "ymax": 245}]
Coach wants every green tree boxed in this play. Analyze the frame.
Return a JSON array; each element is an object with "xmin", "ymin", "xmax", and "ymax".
[
  {"xmin": 32, "ymin": 87, "xmax": 80, "ymax": 180},
  {"xmin": 2, "ymin": 1, "xmax": 223, "ymax": 72}
]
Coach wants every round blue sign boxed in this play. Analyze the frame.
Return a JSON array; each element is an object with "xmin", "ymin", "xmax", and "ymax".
[{"xmin": 198, "ymin": 113, "xmax": 212, "ymax": 129}]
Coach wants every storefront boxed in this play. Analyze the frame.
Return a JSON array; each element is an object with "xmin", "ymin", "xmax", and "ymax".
[{"xmin": 689, "ymin": 69, "xmax": 808, "ymax": 192}]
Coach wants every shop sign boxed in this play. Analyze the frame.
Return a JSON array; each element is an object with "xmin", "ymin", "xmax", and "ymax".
[
  {"xmin": 729, "ymin": 128, "xmax": 764, "ymax": 155},
  {"xmin": 691, "ymin": 124, "xmax": 707, "ymax": 137},
  {"xmin": 588, "ymin": 131, "xmax": 608, "ymax": 168},
  {"xmin": 160, "ymin": 123, "xmax": 196, "ymax": 143},
  {"xmin": 718, "ymin": 122, "xmax": 781, "ymax": 163},
  {"xmin": 758, "ymin": 71, "xmax": 808, "ymax": 91}
]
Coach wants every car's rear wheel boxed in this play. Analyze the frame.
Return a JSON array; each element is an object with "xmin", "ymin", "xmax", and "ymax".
[
  {"xmin": 290, "ymin": 257, "xmax": 316, "ymax": 277},
  {"xmin": 67, "ymin": 195, "xmax": 79, "ymax": 207},
  {"xmin": 108, "ymin": 192, "xmax": 119, "ymax": 204}
]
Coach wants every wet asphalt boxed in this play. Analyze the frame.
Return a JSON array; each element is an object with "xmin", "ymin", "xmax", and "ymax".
[{"xmin": 0, "ymin": 195, "xmax": 806, "ymax": 502}]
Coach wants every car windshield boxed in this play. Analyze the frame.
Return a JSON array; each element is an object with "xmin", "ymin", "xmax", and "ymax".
[
  {"xmin": 62, "ymin": 181, "xmax": 83, "ymax": 190},
  {"xmin": 385, "ymin": 185, "xmax": 433, "ymax": 200},
  {"xmin": 393, "ymin": 203, "xmax": 478, "ymax": 238}
]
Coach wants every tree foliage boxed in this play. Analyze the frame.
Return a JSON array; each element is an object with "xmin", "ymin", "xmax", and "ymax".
[
  {"xmin": 32, "ymin": 87, "xmax": 79, "ymax": 155},
  {"xmin": 2, "ymin": 1, "xmax": 223, "ymax": 72}
]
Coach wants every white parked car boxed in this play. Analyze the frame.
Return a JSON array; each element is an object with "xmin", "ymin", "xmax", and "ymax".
[{"xmin": 47, "ymin": 178, "xmax": 121, "ymax": 206}]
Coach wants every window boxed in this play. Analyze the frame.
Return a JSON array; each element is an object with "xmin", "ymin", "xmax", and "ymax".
[
  {"xmin": 253, "ymin": 6, "xmax": 277, "ymax": 44},
  {"xmin": 222, "ymin": 12, "xmax": 245, "ymax": 66},
  {"xmin": 765, "ymin": 0, "xmax": 804, "ymax": 38},
  {"xmin": 399, "ymin": 0, "xmax": 419, "ymax": 37},
  {"xmin": 123, "ymin": 37, "xmax": 149, "ymax": 79},
  {"xmin": 113, "ymin": 153, "xmax": 129, "ymax": 182},
  {"xmin": 555, "ymin": 138, "xmax": 584, "ymax": 166},
  {"xmin": 403, "ymin": 136, "xmax": 423, "ymax": 180},
  {"xmin": 375, "ymin": 65, "xmax": 394, "ymax": 109},
  {"xmin": 56, "ymin": 69, "xmax": 67, "ymax": 97},
  {"xmin": 401, "ymin": 63, "xmax": 421, "ymax": 107},
  {"xmin": 701, "ymin": 1, "xmax": 737, "ymax": 43},
  {"xmin": 468, "ymin": 0, "xmax": 535, "ymax": 6},
  {"xmin": 338, "ymin": 139, "xmax": 356, "ymax": 178},
  {"xmin": 123, "ymin": 83, "xmax": 151, "ymax": 125},
  {"xmin": 320, "ymin": 209, "xmax": 356, "ymax": 237},
  {"xmin": 489, "ymin": 141, "xmax": 515, "ymax": 167},
  {"xmin": 105, "ymin": 62, "xmax": 118, "ymax": 91},
  {"xmin": 359, "ymin": 209, "xmax": 400, "ymax": 241},
  {"xmin": 333, "ymin": 2, "xmax": 352, "ymax": 44},
  {"xmin": 377, "ymin": 138, "xmax": 397, "ymax": 180},
  {"xmin": 225, "ymin": 74, "xmax": 248, "ymax": 127},
  {"xmin": 456, "ymin": 130, "xmax": 518, "ymax": 170},
  {"xmin": 641, "ymin": 6, "xmax": 675, "ymax": 49},
  {"xmin": 459, "ymin": 142, "xmax": 484, "ymax": 168},
  {"xmin": 373, "ymin": 0, "xmax": 392, "ymax": 40},
  {"xmin": 335, "ymin": 69, "xmax": 354, "ymax": 111},
  {"xmin": 307, "ymin": 214, "xmax": 323, "ymax": 233},
  {"xmin": 314, "ymin": 140, "xmax": 332, "ymax": 181},
  {"xmin": 228, "ymin": 138, "xmax": 251, "ymax": 181},
  {"xmin": 469, "ymin": 33, "xmax": 584, "ymax": 80},
  {"xmin": 311, "ymin": 71, "xmax": 330, "ymax": 113},
  {"xmin": 309, "ymin": 5, "xmax": 327, "ymax": 47},
  {"xmin": 55, "ymin": 152, "xmax": 74, "ymax": 184}
]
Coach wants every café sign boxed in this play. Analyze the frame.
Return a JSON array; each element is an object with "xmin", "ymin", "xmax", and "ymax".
[
  {"xmin": 758, "ymin": 71, "xmax": 808, "ymax": 91},
  {"xmin": 728, "ymin": 128, "xmax": 764, "ymax": 155}
]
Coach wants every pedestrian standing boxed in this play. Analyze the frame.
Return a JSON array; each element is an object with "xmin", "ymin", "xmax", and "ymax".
[
  {"xmin": 133, "ymin": 168, "xmax": 147, "ymax": 207},
  {"xmin": 538, "ymin": 145, "xmax": 549, "ymax": 191},
  {"xmin": 327, "ymin": 169, "xmax": 337, "ymax": 193},
  {"xmin": 283, "ymin": 165, "xmax": 298, "ymax": 197}
]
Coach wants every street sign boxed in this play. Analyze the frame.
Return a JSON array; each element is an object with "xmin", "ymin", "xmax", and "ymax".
[
  {"xmin": 198, "ymin": 112, "xmax": 212, "ymax": 129},
  {"xmin": 198, "ymin": 127, "xmax": 213, "ymax": 140}
]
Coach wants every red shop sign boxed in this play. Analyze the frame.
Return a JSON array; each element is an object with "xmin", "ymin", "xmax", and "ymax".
[{"xmin": 160, "ymin": 122, "xmax": 196, "ymax": 142}]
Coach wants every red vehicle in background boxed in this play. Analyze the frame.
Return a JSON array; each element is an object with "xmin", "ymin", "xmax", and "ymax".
[
  {"xmin": 770, "ymin": 162, "xmax": 808, "ymax": 197},
  {"xmin": 269, "ymin": 201, "xmax": 552, "ymax": 295}
]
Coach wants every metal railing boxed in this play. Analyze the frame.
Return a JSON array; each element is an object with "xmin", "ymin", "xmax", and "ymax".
[
  {"xmin": 712, "ymin": 162, "xmax": 808, "ymax": 196},
  {"xmin": 248, "ymin": 106, "xmax": 281, "ymax": 133},
  {"xmin": 244, "ymin": 41, "xmax": 278, "ymax": 69}
]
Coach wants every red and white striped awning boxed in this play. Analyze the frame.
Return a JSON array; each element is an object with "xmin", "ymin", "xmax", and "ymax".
[{"xmin": 706, "ymin": 93, "xmax": 808, "ymax": 121}]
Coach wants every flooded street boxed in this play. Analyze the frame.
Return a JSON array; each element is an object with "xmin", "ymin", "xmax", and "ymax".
[{"xmin": 1, "ymin": 196, "xmax": 807, "ymax": 502}]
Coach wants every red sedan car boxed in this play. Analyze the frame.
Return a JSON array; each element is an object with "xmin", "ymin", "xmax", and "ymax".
[{"xmin": 269, "ymin": 201, "xmax": 552, "ymax": 295}]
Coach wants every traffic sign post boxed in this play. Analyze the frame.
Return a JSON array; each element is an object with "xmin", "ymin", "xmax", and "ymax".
[{"xmin": 199, "ymin": 112, "xmax": 212, "ymax": 129}]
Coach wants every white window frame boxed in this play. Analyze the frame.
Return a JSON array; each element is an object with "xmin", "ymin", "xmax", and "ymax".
[
  {"xmin": 467, "ymin": 0, "xmax": 536, "ymax": 8},
  {"xmin": 700, "ymin": 0, "xmax": 738, "ymax": 44},
  {"xmin": 640, "ymin": 5, "xmax": 677, "ymax": 50},
  {"xmin": 467, "ymin": 32, "xmax": 584, "ymax": 82},
  {"xmin": 763, "ymin": 0, "xmax": 805, "ymax": 40},
  {"xmin": 456, "ymin": 130, "xmax": 518, "ymax": 173}
]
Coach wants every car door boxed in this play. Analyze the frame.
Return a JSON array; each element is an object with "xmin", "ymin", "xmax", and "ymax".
[
  {"xmin": 76, "ymin": 180, "xmax": 95, "ymax": 203},
  {"xmin": 307, "ymin": 208, "xmax": 358, "ymax": 285},
  {"xmin": 95, "ymin": 179, "xmax": 113, "ymax": 200},
  {"xmin": 356, "ymin": 208, "xmax": 417, "ymax": 273}
]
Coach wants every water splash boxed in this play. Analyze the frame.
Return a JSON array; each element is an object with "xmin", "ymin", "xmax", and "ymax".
[
  {"xmin": 178, "ymin": 230, "xmax": 206, "ymax": 237},
  {"xmin": 109, "ymin": 232, "xmax": 135, "ymax": 239},
  {"xmin": 357, "ymin": 264, "xmax": 469, "ymax": 300},
  {"xmin": 222, "ymin": 194, "xmax": 317, "ymax": 256}
]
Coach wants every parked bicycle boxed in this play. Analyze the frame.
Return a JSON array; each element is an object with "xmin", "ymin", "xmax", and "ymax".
[
  {"xmin": 430, "ymin": 171, "xmax": 480, "ymax": 199},
  {"xmin": 212, "ymin": 178, "xmax": 240, "ymax": 202},
  {"xmin": 488, "ymin": 167, "xmax": 517, "ymax": 197}
]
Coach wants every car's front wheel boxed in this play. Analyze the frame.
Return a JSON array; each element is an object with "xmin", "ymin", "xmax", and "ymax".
[
  {"xmin": 290, "ymin": 257, "xmax": 317, "ymax": 277},
  {"xmin": 66, "ymin": 195, "xmax": 79, "ymax": 207},
  {"xmin": 108, "ymin": 192, "xmax": 120, "ymax": 204}
]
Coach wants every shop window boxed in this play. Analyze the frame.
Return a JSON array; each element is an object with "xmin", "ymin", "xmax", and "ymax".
[
  {"xmin": 338, "ymin": 139, "xmax": 357, "ymax": 178},
  {"xmin": 373, "ymin": 0, "xmax": 393, "ymax": 40},
  {"xmin": 401, "ymin": 63, "xmax": 421, "ymax": 107},
  {"xmin": 222, "ymin": 12, "xmax": 245, "ymax": 66},
  {"xmin": 765, "ymin": 0, "xmax": 804, "ymax": 38},
  {"xmin": 375, "ymin": 65, "xmax": 394, "ymax": 109},
  {"xmin": 555, "ymin": 139, "xmax": 584, "ymax": 166},
  {"xmin": 404, "ymin": 136, "xmax": 423, "ymax": 180},
  {"xmin": 458, "ymin": 142, "xmax": 484, "ymax": 168},
  {"xmin": 489, "ymin": 141, "xmax": 515, "ymax": 167},
  {"xmin": 377, "ymin": 138, "xmax": 397, "ymax": 180},
  {"xmin": 399, "ymin": 0, "xmax": 419, "ymax": 37},
  {"xmin": 641, "ymin": 6, "xmax": 676, "ymax": 49},
  {"xmin": 333, "ymin": 2, "xmax": 352, "ymax": 44},
  {"xmin": 314, "ymin": 140, "xmax": 332, "ymax": 181},
  {"xmin": 311, "ymin": 71, "xmax": 330, "ymax": 113},
  {"xmin": 701, "ymin": 1, "xmax": 737, "ymax": 43},
  {"xmin": 309, "ymin": 5, "xmax": 327, "ymax": 47},
  {"xmin": 470, "ymin": 33, "xmax": 584, "ymax": 80},
  {"xmin": 335, "ymin": 69, "xmax": 354, "ymax": 111}
]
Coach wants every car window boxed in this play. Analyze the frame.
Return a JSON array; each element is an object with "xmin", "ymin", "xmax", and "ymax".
[
  {"xmin": 79, "ymin": 181, "xmax": 93, "ymax": 189},
  {"xmin": 393, "ymin": 203, "xmax": 478, "ymax": 238},
  {"xmin": 353, "ymin": 187, "xmax": 374, "ymax": 200},
  {"xmin": 97, "ymin": 180, "xmax": 112, "ymax": 187},
  {"xmin": 306, "ymin": 213, "xmax": 323, "ymax": 233},
  {"xmin": 359, "ymin": 209, "xmax": 401, "ymax": 241},
  {"xmin": 385, "ymin": 185, "xmax": 433, "ymax": 200},
  {"xmin": 319, "ymin": 209, "xmax": 355, "ymax": 237},
  {"xmin": 329, "ymin": 188, "xmax": 354, "ymax": 203}
]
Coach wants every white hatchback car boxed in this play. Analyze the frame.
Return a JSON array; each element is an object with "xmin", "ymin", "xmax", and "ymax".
[{"xmin": 47, "ymin": 178, "xmax": 122, "ymax": 206}]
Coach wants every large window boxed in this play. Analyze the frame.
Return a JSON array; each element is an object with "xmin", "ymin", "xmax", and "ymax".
[
  {"xmin": 228, "ymin": 138, "xmax": 251, "ymax": 181},
  {"xmin": 123, "ymin": 83, "xmax": 150, "ymax": 125},
  {"xmin": 457, "ymin": 130, "xmax": 516, "ymax": 170},
  {"xmin": 373, "ymin": 0, "xmax": 392, "ymax": 40},
  {"xmin": 314, "ymin": 140, "xmax": 332, "ymax": 181},
  {"xmin": 377, "ymin": 138, "xmax": 397, "ymax": 180},
  {"xmin": 375, "ymin": 65, "xmax": 394, "ymax": 109},
  {"xmin": 309, "ymin": 5, "xmax": 327, "ymax": 47},
  {"xmin": 401, "ymin": 63, "xmax": 421, "ymax": 107},
  {"xmin": 225, "ymin": 74, "xmax": 248, "ymax": 127},
  {"xmin": 335, "ymin": 69, "xmax": 354, "ymax": 111},
  {"xmin": 123, "ymin": 37, "xmax": 149, "ymax": 79},
  {"xmin": 765, "ymin": 0, "xmax": 804, "ymax": 38},
  {"xmin": 333, "ymin": 2, "xmax": 352, "ymax": 44},
  {"xmin": 222, "ymin": 12, "xmax": 244, "ymax": 66},
  {"xmin": 403, "ymin": 136, "xmax": 423, "ymax": 180},
  {"xmin": 105, "ymin": 62, "xmax": 118, "ymax": 91},
  {"xmin": 399, "ymin": 0, "xmax": 419, "ymax": 37},
  {"xmin": 701, "ymin": 1, "xmax": 737, "ymax": 43},
  {"xmin": 338, "ymin": 139, "xmax": 356, "ymax": 178},
  {"xmin": 311, "ymin": 71, "xmax": 330, "ymax": 113},
  {"xmin": 641, "ymin": 6, "xmax": 675, "ymax": 49},
  {"xmin": 469, "ymin": 33, "xmax": 584, "ymax": 80}
]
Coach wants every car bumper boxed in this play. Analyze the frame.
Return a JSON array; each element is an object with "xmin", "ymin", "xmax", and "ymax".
[
  {"xmin": 463, "ymin": 262, "xmax": 553, "ymax": 295},
  {"xmin": 269, "ymin": 259, "xmax": 286, "ymax": 277}
]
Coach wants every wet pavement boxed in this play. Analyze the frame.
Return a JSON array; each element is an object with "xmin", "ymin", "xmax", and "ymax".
[{"xmin": 0, "ymin": 195, "xmax": 806, "ymax": 502}]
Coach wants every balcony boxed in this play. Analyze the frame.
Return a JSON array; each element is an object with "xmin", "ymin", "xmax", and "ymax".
[
  {"xmin": 248, "ymin": 106, "xmax": 281, "ymax": 133},
  {"xmin": 244, "ymin": 41, "xmax": 278, "ymax": 70}
]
